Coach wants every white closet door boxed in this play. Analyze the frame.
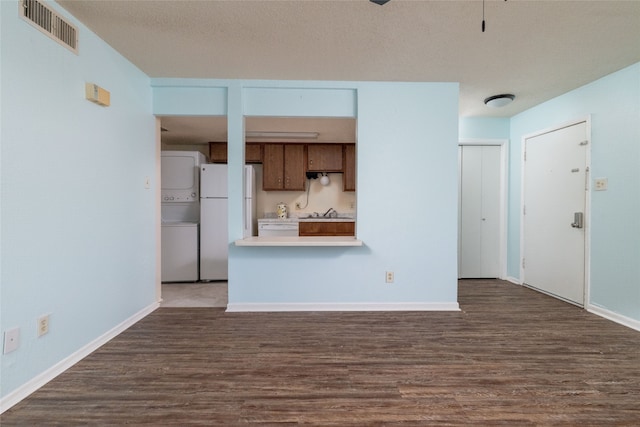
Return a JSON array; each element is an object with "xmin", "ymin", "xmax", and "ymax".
[{"xmin": 459, "ymin": 145, "xmax": 501, "ymax": 278}]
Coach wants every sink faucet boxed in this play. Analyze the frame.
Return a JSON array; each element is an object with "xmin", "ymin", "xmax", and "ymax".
[{"xmin": 323, "ymin": 207, "xmax": 336, "ymax": 217}]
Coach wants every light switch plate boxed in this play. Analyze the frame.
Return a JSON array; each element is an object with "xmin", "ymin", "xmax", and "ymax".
[
  {"xmin": 3, "ymin": 327, "xmax": 20, "ymax": 354},
  {"xmin": 594, "ymin": 178, "xmax": 608, "ymax": 191}
]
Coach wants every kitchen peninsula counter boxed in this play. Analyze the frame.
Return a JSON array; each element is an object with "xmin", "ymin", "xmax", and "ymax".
[{"xmin": 235, "ymin": 236, "xmax": 362, "ymax": 247}]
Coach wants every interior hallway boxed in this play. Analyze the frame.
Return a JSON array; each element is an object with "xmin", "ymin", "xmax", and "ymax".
[{"xmin": 161, "ymin": 281, "xmax": 227, "ymax": 308}]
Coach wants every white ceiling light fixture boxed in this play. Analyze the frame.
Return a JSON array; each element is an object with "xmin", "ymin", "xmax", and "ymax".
[
  {"xmin": 245, "ymin": 131, "xmax": 319, "ymax": 139},
  {"xmin": 484, "ymin": 94, "xmax": 515, "ymax": 108}
]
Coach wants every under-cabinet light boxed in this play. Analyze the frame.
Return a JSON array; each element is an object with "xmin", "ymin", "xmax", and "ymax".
[{"xmin": 245, "ymin": 131, "xmax": 319, "ymax": 139}]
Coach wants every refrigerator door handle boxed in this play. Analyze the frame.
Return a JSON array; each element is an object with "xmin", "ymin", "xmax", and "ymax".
[{"xmin": 244, "ymin": 202, "xmax": 248, "ymax": 231}]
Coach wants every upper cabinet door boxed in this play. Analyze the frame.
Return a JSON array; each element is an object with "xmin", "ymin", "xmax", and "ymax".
[
  {"xmin": 209, "ymin": 142, "xmax": 262, "ymax": 164},
  {"xmin": 307, "ymin": 144, "xmax": 343, "ymax": 172},
  {"xmin": 245, "ymin": 143, "xmax": 262, "ymax": 163},
  {"xmin": 283, "ymin": 144, "xmax": 306, "ymax": 190},
  {"xmin": 262, "ymin": 144, "xmax": 285, "ymax": 190},
  {"xmin": 343, "ymin": 144, "xmax": 356, "ymax": 192},
  {"xmin": 262, "ymin": 144, "xmax": 305, "ymax": 191},
  {"xmin": 209, "ymin": 142, "xmax": 227, "ymax": 163}
]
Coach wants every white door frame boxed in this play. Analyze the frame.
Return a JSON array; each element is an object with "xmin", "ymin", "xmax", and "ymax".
[
  {"xmin": 155, "ymin": 117, "xmax": 162, "ymax": 303},
  {"xmin": 519, "ymin": 116, "xmax": 592, "ymax": 306},
  {"xmin": 459, "ymin": 138, "xmax": 509, "ymax": 280}
]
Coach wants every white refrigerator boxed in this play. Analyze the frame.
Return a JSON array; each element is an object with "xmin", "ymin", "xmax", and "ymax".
[{"xmin": 200, "ymin": 165, "xmax": 256, "ymax": 281}]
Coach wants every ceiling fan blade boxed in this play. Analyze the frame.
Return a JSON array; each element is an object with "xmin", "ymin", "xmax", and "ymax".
[{"xmin": 370, "ymin": 0, "xmax": 391, "ymax": 5}]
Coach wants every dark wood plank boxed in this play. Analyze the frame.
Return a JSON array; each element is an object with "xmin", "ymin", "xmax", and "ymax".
[{"xmin": 3, "ymin": 279, "xmax": 640, "ymax": 425}]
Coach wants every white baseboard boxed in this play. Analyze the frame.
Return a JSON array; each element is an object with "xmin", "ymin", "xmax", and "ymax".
[
  {"xmin": 226, "ymin": 302, "xmax": 460, "ymax": 312},
  {"xmin": 505, "ymin": 276, "xmax": 521, "ymax": 285},
  {"xmin": 587, "ymin": 304, "xmax": 640, "ymax": 332},
  {"xmin": 0, "ymin": 302, "xmax": 159, "ymax": 414}
]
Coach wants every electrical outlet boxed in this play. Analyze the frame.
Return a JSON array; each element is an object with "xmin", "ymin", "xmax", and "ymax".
[
  {"xmin": 386, "ymin": 271, "xmax": 394, "ymax": 283},
  {"xmin": 37, "ymin": 314, "xmax": 50, "ymax": 337},
  {"xmin": 295, "ymin": 202, "xmax": 301, "ymax": 210},
  {"xmin": 594, "ymin": 177, "xmax": 608, "ymax": 191},
  {"xmin": 3, "ymin": 328, "xmax": 20, "ymax": 354}
]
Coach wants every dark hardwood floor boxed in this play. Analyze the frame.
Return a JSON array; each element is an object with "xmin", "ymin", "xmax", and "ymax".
[{"xmin": 2, "ymin": 279, "xmax": 639, "ymax": 425}]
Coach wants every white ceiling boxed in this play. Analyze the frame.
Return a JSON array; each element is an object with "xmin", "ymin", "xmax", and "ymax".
[{"xmin": 58, "ymin": 0, "xmax": 640, "ymax": 143}]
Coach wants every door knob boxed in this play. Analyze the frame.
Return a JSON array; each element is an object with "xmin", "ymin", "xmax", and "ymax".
[{"xmin": 571, "ymin": 212, "xmax": 584, "ymax": 229}]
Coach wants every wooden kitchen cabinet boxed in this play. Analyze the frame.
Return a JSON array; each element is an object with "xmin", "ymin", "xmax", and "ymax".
[
  {"xmin": 245, "ymin": 143, "xmax": 262, "ymax": 163},
  {"xmin": 343, "ymin": 144, "xmax": 356, "ymax": 191},
  {"xmin": 262, "ymin": 144, "xmax": 283, "ymax": 189},
  {"xmin": 208, "ymin": 142, "xmax": 262, "ymax": 163},
  {"xmin": 307, "ymin": 144, "xmax": 343, "ymax": 172},
  {"xmin": 263, "ymin": 144, "xmax": 306, "ymax": 191},
  {"xmin": 299, "ymin": 221, "xmax": 355, "ymax": 236},
  {"xmin": 209, "ymin": 142, "xmax": 227, "ymax": 163}
]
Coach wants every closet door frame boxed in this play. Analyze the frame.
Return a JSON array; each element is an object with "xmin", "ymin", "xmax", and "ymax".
[{"xmin": 458, "ymin": 138, "xmax": 509, "ymax": 280}]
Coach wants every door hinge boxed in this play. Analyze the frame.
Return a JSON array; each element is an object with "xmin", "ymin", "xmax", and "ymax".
[
  {"xmin": 522, "ymin": 258, "xmax": 526, "ymax": 269},
  {"xmin": 524, "ymin": 150, "xmax": 527, "ymax": 161},
  {"xmin": 523, "ymin": 205, "xmax": 526, "ymax": 215}
]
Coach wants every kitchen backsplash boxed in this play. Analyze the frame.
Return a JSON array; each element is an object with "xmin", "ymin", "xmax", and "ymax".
[{"xmin": 254, "ymin": 165, "xmax": 356, "ymax": 218}]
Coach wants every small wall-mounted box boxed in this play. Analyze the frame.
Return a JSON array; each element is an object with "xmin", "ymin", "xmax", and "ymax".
[{"xmin": 85, "ymin": 83, "xmax": 110, "ymax": 106}]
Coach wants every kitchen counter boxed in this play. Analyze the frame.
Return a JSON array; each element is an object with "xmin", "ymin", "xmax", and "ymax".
[
  {"xmin": 259, "ymin": 216, "xmax": 355, "ymax": 223},
  {"xmin": 235, "ymin": 236, "xmax": 363, "ymax": 247},
  {"xmin": 297, "ymin": 217, "xmax": 355, "ymax": 223},
  {"xmin": 257, "ymin": 217, "xmax": 299, "ymax": 224}
]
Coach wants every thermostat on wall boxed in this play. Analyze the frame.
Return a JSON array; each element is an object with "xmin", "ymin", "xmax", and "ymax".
[{"xmin": 85, "ymin": 82, "xmax": 110, "ymax": 107}]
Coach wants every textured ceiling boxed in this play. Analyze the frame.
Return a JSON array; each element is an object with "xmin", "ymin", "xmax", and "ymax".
[{"xmin": 58, "ymin": 0, "xmax": 640, "ymax": 142}]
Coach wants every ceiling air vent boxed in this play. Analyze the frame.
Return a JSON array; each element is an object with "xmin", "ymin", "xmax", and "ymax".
[{"xmin": 20, "ymin": 0, "xmax": 78, "ymax": 54}]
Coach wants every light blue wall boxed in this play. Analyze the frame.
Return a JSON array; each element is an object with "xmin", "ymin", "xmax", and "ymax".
[
  {"xmin": 152, "ymin": 79, "xmax": 460, "ymax": 305},
  {"xmin": 153, "ymin": 81, "xmax": 228, "ymax": 116},
  {"xmin": 508, "ymin": 63, "xmax": 640, "ymax": 320},
  {"xmin": 1, "ymin": 1, "xmax": 156, "ymax": 400},
  {"xmin": 459, "ymin": 117, "xmax": 510, "ymax": 140}
]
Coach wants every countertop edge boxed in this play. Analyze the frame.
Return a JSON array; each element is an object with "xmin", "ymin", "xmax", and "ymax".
[
  {"xmin": 235, "ymin": 237, "xmax": 363, "ymax": 247},
  {"xmin": 259, "ymin": 218, "xmax": 355, "ymax": 223}
]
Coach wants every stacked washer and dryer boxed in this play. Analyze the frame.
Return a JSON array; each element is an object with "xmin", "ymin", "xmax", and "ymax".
[{"xmin": 160, "ymin": 151, "xmax": 206, "ymax": 282}]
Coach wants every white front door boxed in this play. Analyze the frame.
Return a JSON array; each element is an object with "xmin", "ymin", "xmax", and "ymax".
[
  {"xmin": 459, "ymin": 145, "xmax": 501, "ymax": 278},
  {"xmin": 522, "ymin": 121, "xmax": 588, "ymax": 306}
]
